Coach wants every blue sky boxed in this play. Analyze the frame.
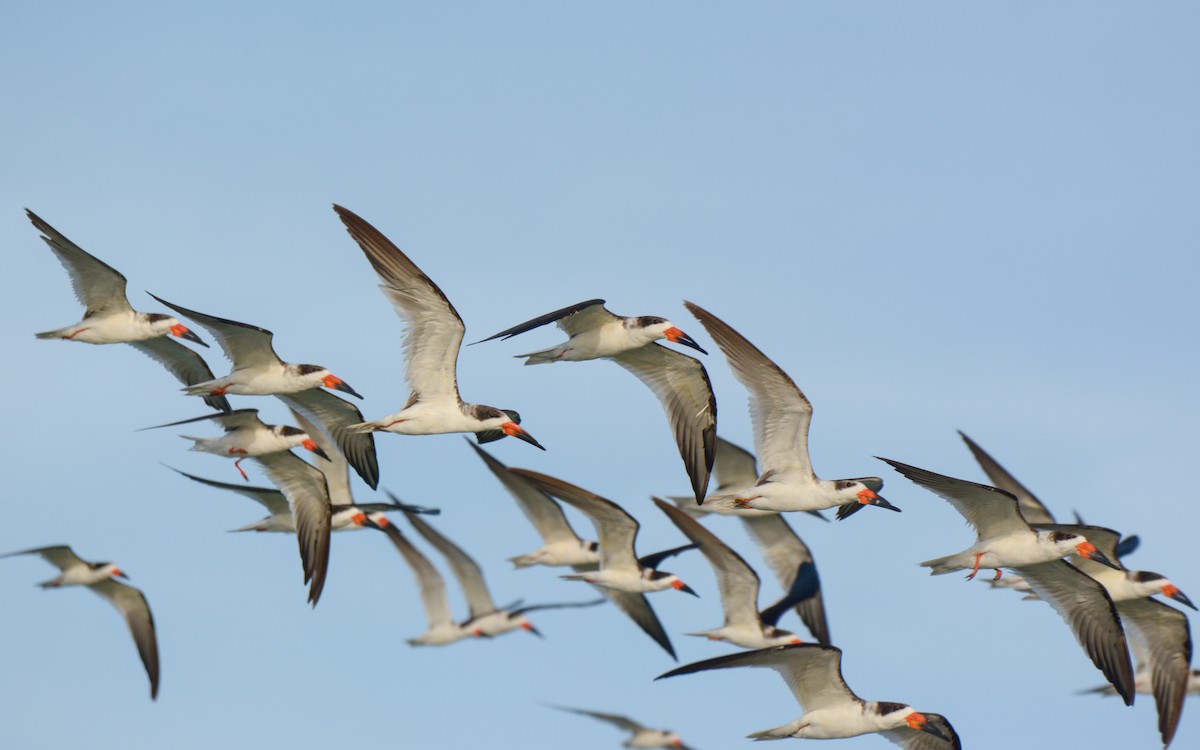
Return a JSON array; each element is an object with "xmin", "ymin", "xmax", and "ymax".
[{"xmin": 1, "ymin": 3, "xmax": 1197, "ymax": 748}]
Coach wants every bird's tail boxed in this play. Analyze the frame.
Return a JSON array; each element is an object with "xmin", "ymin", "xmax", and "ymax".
[
  {"xmin": 918, "ymin": 554, "xmax": 963, "ymax": 575},
  {"xmin": 515, "ymin": 346, "xmax": 564, "ymax": 366},
  {"xmin": 508, "ymin": 553, "xmax": 540, "ymax": 569},
  {"xmin": 698, "ymin": 492, "xmax": 745, "ymax": 514},
  {"xmin": 747, "ymin": 725, "xmax": 795, "ymax": 741},
  {"xmin": 226, "ymin": 520, "xmax": 274, "ymax": 533},
  {"xmin": 181, "ymin": 435, "xmax": 212, "ymax": 451},
  {"xmin": 34, "ymin": 327, "xmax": 71, "ymax": 340}
]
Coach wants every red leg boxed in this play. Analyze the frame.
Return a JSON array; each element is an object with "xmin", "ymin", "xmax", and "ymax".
[
  {"xmin": 234, "ymin": 458, "xmax": 248, "ymax": 481},
  {"xmin": 966, "ymin": 552, "xmax": 983, "ymax": 581}
]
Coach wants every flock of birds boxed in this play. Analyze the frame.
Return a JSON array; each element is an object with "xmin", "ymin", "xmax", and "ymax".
[{"xmin": 8, "ymin": 205, "xmax": 1196, "ymax": 749}]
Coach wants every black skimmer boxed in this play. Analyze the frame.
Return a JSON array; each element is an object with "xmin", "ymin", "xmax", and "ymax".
[
  {"xmin": 509, "ymin": 468, "xmax": 697, "ymax": 660},
  {"xmin": 658, "ymin": 644, "xmax": 959, "ymax": 746},
  {"xmin": 1, "ymin": 544, "xmax": 159, "ymax": 699},
  {"xmin": 671, "ymin": 436, "xmax": 832, "ymax": 645},
  {"xmin": 469, "ymin": 441, "xmax": 600, "ymax": 569},
  {"xmin": 362, "ymin": 510, "xmax": 598, "ymax": 644},
  {"xmin": 508, "ymin": 469, "xmax": 696, "ymax": 597},
  {"xmin": 654, "ymin": 498, "xmax": 806, "ymax": 649},
  {"xmin": 684, "ymin": 302, "xmax": 895, "ymax": 518},
  {"xmin": 366, "ymin": 515, "xmax": 472, "ymax": 646},
  {"xmin": 331, "ymin": 204, "xmax": 543, "ymax": 450},
  {"xmin": 27, "ymin": 209, "xmax": 229, "ymax": 413},
  {"xmin": 549, "ymin": 705, "xmax": 698, "ymax": 750},
  {"xmin": 1040, "ymin": 523, "xmax": 1194, "ymax": 747},
  {"xmin": 146, "ymin": 294, "xmax": 378, "ymax": 488},
  {"xmin": 475, "ymin": 299, "xmax": 716, "ymax": 503},
  {"xmin": 882, "ymin": 457, "xmax": 1137, "ymax": 704},
  {"xmin": 142, "ymin": 408, "xmax": 329, "ymax": 480},
  {"xmin": 400, "ymin": 508, "xmax": 544, "ymax": 638},
  {"xmin": 471, "ymin": 444, "xmax": 696, "ymax": 656}
]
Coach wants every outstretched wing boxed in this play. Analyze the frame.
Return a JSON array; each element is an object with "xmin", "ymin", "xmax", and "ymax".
[
  {"xmin": 1016, "ymin": 560, "xmax": 1135, "ymax": 705},
  {"xmin": 27, "ymin": 209, "xmax": 131, "ymax": 314},
  {"xmin": 89, "ymin": 578, "xmax": 160, "ymax": 700},
  {"xmin": 127, "ymin": 338, "xmax": 231, "ymax": 412},
  {"xmin": 278, "ymin": 389, "xmax": 379, "ymax": 489},
  {"xmin": 958, "ymin": 431, "xmax": 1055, "ymax": 524},
  {"xmin": 610, "ymin": 344, "xmax": 716, "ymax": 504},
  {"xmin": 685, "ymin": 302, "xmax": 813, "ymax": 481},
  {"xmin": 334, "ymin": 204, "xmax": 465, "ymax": 404},
  {"xmin": 252, "ymin": 451, "xmax": 332, "ymax": 606},
  {"xmin": 880, "ymin": 458, "xmax": 1029, "ymax": 539},
  {"xmin": 148, "ymin": 294, "xmax": 282, "ymax": 370},
  {"xmin": 472, "ymin": 300, "xmax": 610, "ymax": 343},
  {"xmin": 659, "ymin": 643, "xmax": 858, "ymax": 712}
]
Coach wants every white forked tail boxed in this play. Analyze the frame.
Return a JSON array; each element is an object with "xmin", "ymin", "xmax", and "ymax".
[
  {"xmin": 747, "ymin": 723, "xmax": 798, "ymax": 741},
  {"xmin": 181, "ymin": 435, "xmax": 216, "ymax": 452},
  {"xmin": 918, "ymin": 553, "xmax": 962, "ymax": 575},
  {"xmin": 515, "ymin": 346, "xmax": 565, "ymax": 365},
  {"xmin": 507, "ymin": 553, "xmax": 540, "ymax": 568},
  {"xmin": 227, "ymin": 520, "xmax": 274, "ymax": 533}
]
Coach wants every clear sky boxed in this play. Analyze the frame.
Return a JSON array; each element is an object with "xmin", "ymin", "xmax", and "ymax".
[{"xmin": 1, "ymin": 2, "xmax": 1197, "ymax": 749}]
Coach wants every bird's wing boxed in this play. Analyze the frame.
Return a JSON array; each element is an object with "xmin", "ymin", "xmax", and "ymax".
[
  {"xmin": 472, "ymin": 299, "xmax": 610, "ymax": 343},
  {"xmin": 0, "ymin": 544, "xmax": 87, "ymax": 571},
  {"xmin": 711, "ymin": 436, "xmax": 759, "ymax": 492},
  {"xmin": 287, "ymin": 407, "xmax": 351, "ymax": 504},
  {"xmin": 658, "ymin": 643, "xmax": 857, "ymax": 713},
  {"xmin": 277, "ymin": 389, "xmax": 379, "ymax": 490},
  {"xmin": 1116, "ymin": 597, "xmax": 1193, "ymax": 747},
  {"xmin": 550, "ymin": 705, "xmax": 645, "ymax": 733},
  {"xmin": 469, "ymin": 442, "xmax": 583, "ymax": 545},
  {"xmin": 510, "ymin": 598, "xmax": 607, "ymax": 616},
  {"xmin": 610, "ymin": 344, "xmax": 716, "ymax": 504},
  {"xmin": 654, "ymin": 498, "xmax": 761, "ymax": 630},
  {"xmin": 126, "ymin": 338, "xmax": 231, "ymax": 412},
  {"xmin": 89, "ymin": 578, "xmax": 160, "ymax": 700},
  {"xmin": 880, "ymin": 714, "xmax": 962, "ymax": 750},
  {"xmin": 880, "ymin": 458, "xmax": 1029, "ymax": 538},
  {"xmin": 1016, "ymin": 560, "xmax": 1135, "ymax": 704},
  {"xmin": 597, "ymin": 585, "xmax": 676, "ymax": 660},
  {"xmin": 140, "ymin": 408, "xmax": 261, "ymax": 433},
  {"xmin": 636, "ymin": 543, "xmax": 699, "ymax": 571},
  {"xmin": 148, "ymin": 294, "xmax": 282, "ymax": 370},
  {"xmin": 251, "ymin": 451, "xmax": 332, "ymax": 606},
  {"xmin": 685, "ymin": 302, "xmax": 813, "ymax": 479},
  {"xmin": 404, "ymin": 511, "xmax": 496, "ymax": 619},
  {"xmin": 372, "ymin": 523, "xmax": 455, "ymax": 630},
  {"xmin": 740, "ymin": 514, "xmax": 829, "ymax": 643},
  {"xmin": 27, "ymin": 209, "xmax": 131, "ymax": 314},
  {"xmin": 334, "ymin": 204, "xmax": 465, "ymax": 403},
  {"xmin": 165, "ymin": 465, "xmax": 291, "ymax": 516},
  {"xmin": 958, "ymin": 431, "xmax": 1055, "ymax": 524},
  {"xmin": 511, "ymin": 469, "xmax": 642, "ymax": 574}
]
